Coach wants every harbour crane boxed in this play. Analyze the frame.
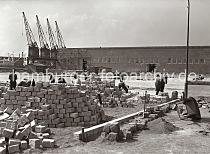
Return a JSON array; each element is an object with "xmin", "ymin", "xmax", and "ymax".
[
  {"xmin": 47, "ymin": 18, "xmax": 58, "ymax": 68},
  {"xmin": 55, "ymin": 21, "xmax": 66, "ymax": 48},
  {"xmin": 47, "ymin": 18, "xmax": 58, "ymax": 58},
  {"xmin": 22, "ymin": 12, "xmax": 39, "ymax": 64},
  {"xmin": 36, "ymin": 15, "xmax": 51, "ymax": 59}
]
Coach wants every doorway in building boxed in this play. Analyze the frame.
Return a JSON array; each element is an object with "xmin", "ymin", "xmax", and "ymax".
[{"xmin": 146, "ymin": 64, "xmax": 156, "ymax": 72}]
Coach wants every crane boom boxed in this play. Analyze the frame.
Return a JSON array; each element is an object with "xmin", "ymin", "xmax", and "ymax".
[
  {"xmin": 47, "ymin": 18, "xmax": 58, "ymax": 50},
  {"xmin": 22, "ymin": 12, "xmax": 38, "ymax": 48},
  {"xmin": 36, "ymin": 15, "xmax": 49, "ymax": 49},
  {"xmin": 55, "ymin": 21, "xmax": 66, "ymax": 48},
  {"xmin": 22, "ymin": 12, "xmax": 39, "ymax": 64}
]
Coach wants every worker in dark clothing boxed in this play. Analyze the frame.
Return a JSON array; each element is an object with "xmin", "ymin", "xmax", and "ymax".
[
  {"xmin": 49, "ymin": 74, "xmax": 55, "ymax": 83},
  {"xmin": 155, "ymin": 74, "xmax": 161, "ymax": 95},
  {"xmin": 182, "ymin": 97, "xmax": 201, "ymax": 121},
  {"xmin": 118, "ymin": 78, "xmax": 129, "ymax": 93},
  {"xmin": 18, "ymin": 78, "xmax": 31, "ymax": 87},
  {"xmin": 31, "ymin": 79, "xmax": 36, "ymax": 87},
  {"xmin": 160, "ymin": 77, "xmax": 165, "ymax": 92},
  {"xmin": 58, "ymin": 77, "xmax": 66, "ymax": 83},
  {"xmin": 164, "ymin": 73, "xmax": 168, "ymax": 84},
  {"xmin": 9, "ymin": 69, "xmax": 17, "ymax": 90},
  {"xmin": 97, "ymin": 93, "xmax": 103, "ymax": 106}
]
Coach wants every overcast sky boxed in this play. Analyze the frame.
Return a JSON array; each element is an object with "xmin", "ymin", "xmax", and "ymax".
[{"xmin": 0, "ymin": 0, "xmax": 210, "ymax": 56}]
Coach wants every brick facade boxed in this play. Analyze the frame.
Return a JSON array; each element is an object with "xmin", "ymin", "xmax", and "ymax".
[{"xmin": 57, "ymin": 46, "xmax": 210, "ymax": 74}]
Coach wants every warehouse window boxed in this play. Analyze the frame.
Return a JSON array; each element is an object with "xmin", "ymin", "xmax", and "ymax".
[
  {"xmin": 194, "ymin": 59, "xmax": 199, "ymax": 64},
  {"xmin": 154, "ymin": 59, "xmax": 159, "ymax": 64},
  {"xmin": 135, "ymin": 58, "xmax": 139, "ymax": 63},
  {"xmin": 108, "ymin": 58, "xmax": 111, "ymax": 63},
  {"xmin": 168, "ymin": 58, "xmax": 172, "ymax": 64},
  {"xmin": 129, "ymin": 58, "xmax": 134, "ymax": 64},
  {"xmin": 178, "ymin": 59, "xmax": 182, "ymax": 64},
  {"xmin": 140, "ymin": 58, "xmax": 144, "ymax": 64},
  {"xmin": 189, "ymin": 59, "xmax": 193, "ymax": 64},
  {"xmin": 116, "ymin": 58, "xmax": 120, "ymax": 63},
  {"xmin": 200, "ymin": 59, "xmax": 205, "ymax": 64},
  {"xmin": 103, "ymin": 58, "xmax": 107, "ymax": 63},
  {"xmin": 182, "ymin": 58, "xmax": 186, "ymax": 64},
  {"xmin": 172, "ymin": 58, "xmax": 177, "ymax": 64},
  {"xmin": 112, "ymin": 58, "xmax": 115, "ymax": 63}
]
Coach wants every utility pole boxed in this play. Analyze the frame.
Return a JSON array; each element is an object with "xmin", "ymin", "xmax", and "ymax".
[{"xmin": 184, "ymin": 0, "xmax": 190, "ymax": 99}]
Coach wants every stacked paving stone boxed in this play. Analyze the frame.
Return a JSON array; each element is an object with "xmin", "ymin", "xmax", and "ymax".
[
  {"xmin": 101, "ymin": 120, "xmax": 147, "ymax": 142},
  {"xmin": 83, "ymin": 80, "xmax": 138, "ymax": 108},
  {"xmin": 0, "ymin": 108, "xmax": 55, "ymax": 153},
  {"xmin": 100, "ymin": 100, "xmax": 177, "ymax": 142},
  {"xmin": 0, "ymin": 82, "xmax": 104, "ymax": 128},
  {"xmin": 141, "ymin": 91, "xmax": 178, "ymax": 104}
]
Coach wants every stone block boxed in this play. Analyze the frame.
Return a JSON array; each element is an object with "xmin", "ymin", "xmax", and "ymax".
[
  {"xmin": 0, "ymin": 122, "xmax": 6, "ymax": 128},
  {"xmin": 125, "ymin": 131, "xmax": 133, "ymax": 140},
  {"xmin": 35, "ymin": 125, "xmax": 46, "ymax": 133},
  {"xmin": 14, "ymin": 131, "xmax": 24, "ymax": 140},
  {"xmin": 103, "ymin": 123, "xmax": 111, "ymax": 134},
  {"xmin": 4, "ymin": 107, "xmax": 13, "ymax": 114},
  {"xmin": 110, "ymin": 122, "xmax": 120, "ymax": 134},
  {"xmin": 18, "ymin": 115, "xmax": 29, "ymax": 127},
  {"xmin": 8, "ymin": 144, "xmax": 20, "ymax": 154},
  {"xmin": 8, "ymin": 139, "xmax": 21, "ymax": 146},
  {"xmin": 26, "ymin": 112, "xmax": 35, "ymax": 121},
  {"xmin": 0, "ymin": 137, "xmax": 6, "ymax": 147},
  {"xmin": 42, "ymin": 139, "xmax": 55, "ymax": 148},
  {"xmin": 25, "ymin": 102, "xmax": 31, "ymax": 107},
  {"xmin": 2, "ymin": 128, "xmax": 14, "ymax": 138},
  {"xmin": 0, "ymin": 147, "xmax": 6, "ymax": 154},
  {"xmin": 20, "ymin": 140, "xmax": 28, "ymax": 150},
  {"xmin": 29, "ymin": 139, "xmax": 41, "ymax": 149},
  {"xmin": 57, "ymin": 123, "xmax": 65, "ymax": 128},
  {"xmin": 41, "ymin": 104, "xmax": 51, "ymax": 111},
  {"xmin": 42, "ymin": 133, "xmax": 50, "ymax": 138},
  {"xmin": 107, "ymin": 132, "xmax": 118, "ymax": 141},
  {"xmin": 29, "ymin": 132, "xmax": 38, "ymax": 139},
  {"xmin": 70, "ymin": 113, "xmax": 78, "ymax": 118},
  {"xmin": 21, "ymin": 124, "xmax": 31, "ymax": 137}
]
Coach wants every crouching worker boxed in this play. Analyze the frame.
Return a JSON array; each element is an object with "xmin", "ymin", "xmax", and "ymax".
[
  {"xmin": 18, "ymin": 78, "xmax": 31, "ymax": 87},
  {"xmin": 178, "ymin": 97, "xmax": 201, "ymax": 121},
  {"xmin": 118, "ymin": 78, "xmax": 129, "ymax": 93}
]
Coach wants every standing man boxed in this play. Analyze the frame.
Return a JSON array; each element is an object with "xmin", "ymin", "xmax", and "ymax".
[
  {"xmin": 160, "ymin": 73, "xmax": 165, "ymax": 92},
  {"xmin": 155, "ymin": 74, "xmax": 161, "ymax": 95},
  {"xmin": 164, "ymin": 73, "xmax": 168, "ymax": 84},
  {"xmin": 9, "ymin": 69, "xmax": 17, "ymax": 90}
]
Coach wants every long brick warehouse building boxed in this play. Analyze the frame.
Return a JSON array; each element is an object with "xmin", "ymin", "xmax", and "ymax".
[{"xmin": 57, "ymin": 46, "xmax": 210, "ymax": 74}]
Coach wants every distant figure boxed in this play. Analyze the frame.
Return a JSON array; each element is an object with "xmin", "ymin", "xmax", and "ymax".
[
  {"xmin": 164, "ymin": 73, "xmax": 168, "ymax": 84},
  {"xmin": 84, "ymin": 73, "xmax": 88, "ymax": 81},
  {"xmin": 118, "ymin": 78, "xmax": 128, "ymax": 93},
  {"xmin": 155, "ymin": 74, "xmax": 161, "ymax": 95},
  {"xmin": 58, "ymin": 77, "xmax": 66, "ymax": 83},
  {"xmin": 9, "ymin": 69, "xmax": 17, "ymax": 90},
  {"xmin": 31, "ymin": 79, "xmax": 36, "ymax": 87},
  {"xmin": 160, "ymin": 75, "xmax": 165, "ymax": 92},
  {"xmin": 49, "ymin": 74, "xmax": 55, "ymax": 83},
  {"xmin": 72, "ymin": 74, "xmax": 81, "ymax": 86},
  {"xmin": 18, "ymin": 78, "xmax": 31, "ymax": 87},
  {"xmin": 97, "ymin": 93, "xmax": 103, "ymax": 105}
]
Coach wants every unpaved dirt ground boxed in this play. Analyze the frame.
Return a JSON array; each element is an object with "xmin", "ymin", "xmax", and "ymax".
[
  {"xmin": 40, "ymin": 108, "xmax": 210, "ymax": 154},
  {"xmin": 26, "ymin": 86, "xmax": 210, "ymax": 154},
  {"xmin": 28, "ymin": 103, "xmax": 210, "ymax": 154}
]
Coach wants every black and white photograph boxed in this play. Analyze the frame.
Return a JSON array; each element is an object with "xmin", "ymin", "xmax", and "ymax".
[{"xmin": 0, "ymin": 0, "xmax": 210, "ymax": 153}]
